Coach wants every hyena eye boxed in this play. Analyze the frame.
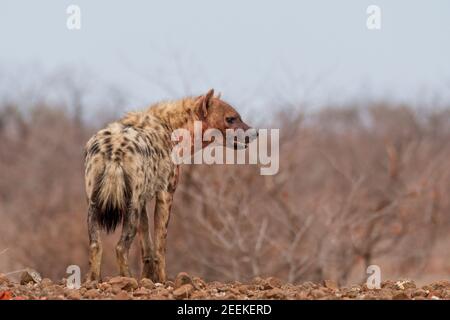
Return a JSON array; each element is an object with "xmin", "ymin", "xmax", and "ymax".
[{"xmin": 226, "ymin": 117, "xmax": 237, "ymax": 124}]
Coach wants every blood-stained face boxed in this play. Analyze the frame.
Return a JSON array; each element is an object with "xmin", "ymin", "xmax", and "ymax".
[{"xmin": 195, "ymin": 89, "xmax": 258, "ymax": 149}]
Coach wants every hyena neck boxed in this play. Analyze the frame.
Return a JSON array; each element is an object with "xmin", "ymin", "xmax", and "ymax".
[
  {"xmin": 120, "ymin": 98, "xmax": 206, "ymax": 145},
  {"xmin": 146, "ymin": 98, "xmax": 201, "ymax": 131}
]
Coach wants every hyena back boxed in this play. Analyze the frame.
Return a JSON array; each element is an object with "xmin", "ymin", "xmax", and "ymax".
[{"xmin": 84, "ymin": 89, "xmax": 254, "ymax": 282}]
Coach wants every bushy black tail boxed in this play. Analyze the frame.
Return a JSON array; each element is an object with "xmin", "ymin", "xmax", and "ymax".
[{"xmin": 91, "ymin": 163, "xmax": 132, "ymax": 233}]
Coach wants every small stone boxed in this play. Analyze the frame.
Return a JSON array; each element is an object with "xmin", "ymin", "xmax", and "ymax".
[
  {"xmin": 281, "ymin": 283, "xmax": 295, "ymax": 290},
  {"xmin": 252, "ymin": 277, "xmax": 264, "ymax": 285},
  {"xmin": 392, "ymin": 291, "xmax": 409, "ymax": 300},
  {"xmin": 395, "ymin": 280, "xmax": 416, "ymax": 290},
  {"xmin": 381, "ymin": 280, "xmax": 396, "ymax": 289},
  {"xmin": 40, "ymin": 278, "xmax": 53, "ymax": 287},
  {"xmin": 156, "ymin": 288, "xmax": 170, "ymax": 297},
  {"xmin": 443, "ymin": 289, "xmax": 450, "ymax": 298},
  {"xmin": 430, "ymin": 280, "xmax": 450, "ymax": 290},
  {"xmin": 350, "ymin": 286, "xmax": 361, "ymax": 292},
  {"xmin": 264, "ymin": 288, "xmax": 285, "ymax": 299},
  {"xmin": 192, "ymin": 277, "xmax": 207, "ymax": 289},
  {"xmin": 66, "ymin": 290, "xmax": 81, "ymax": 300},
  {"xmin": 133, "ymin": 287, "xmax": 151, "ymax": 297},
  {"xmin": 294, "ymin": 291, "xmax": 309, "ymax": 299},
  {"xmin": 238, "ymin": 284, "xmax": 254, "ymax": 293},
  {"xmin": 191, "ymin": 290, "xmax": 208, "ymax": 299},
  {"xmin": 175, "ymin": 272, "xmax": 192, "ymax": 289},
  {"xmin": 412, "ymin": 289, "xmax": 427, "ymax": 298},
  {"xmin": 262, "ymin": 277, "xmax": 282, "ymax": 290},
  {"xmin": 310, "ymin": 289, "xmax": 326, "ymax": 299},
  {"xmin": 422, "ymin": 284, "xmax": 432, "ymax": 291},
  {"xmin": 98, "ymin": 282, "xmax": 112, "ymax": 292},
  {"xmin": 112, "ymin": 286, "xmax": 122, "ymax": 294},
  {"xmin": 114, "ymin": 290, "xmax": 131, "ymax": 300},
  {"xmin": 84, "ymin": 288, "xmax": 100, "ymax": 299},
  {"xmin": 227, "ymin": 287, "xmax": 240, "ymax": 295},
  {"xmin": 0, "ymin": 291, "xmax": 12, "ymax": 300},
  {"xmin": 173, "ymin": 284, "xmax": 194, "ymax": 299},
  {"xmin": 217, "ymin": 286, "xmax": 229, "ymax": 292},
  {"xmin": 83, "ymin": 281, "xmax": 98, "ymax": 290},
  {"xmin": 48, "ymin": 284, "xmax": 65, "ymax": 296},
  {"xmin": 109, "ymin": 276, "xmax": 138, "ymax": 291},
  {"xmin": 344, "ymin": 291, "xmax": 359, "ymax": 298},
  {"xmin": 20, "ymin": 269, "xmax": 42, "ymax": 285},
  {"xmin": 427, "ymin": 290, "xmax": 442, "ymax": 298},
  {"xmin": 300, "ymin": 281, "xmax": 317, "ymax": 290},
  {"xmin": 0, "ymin": 274, "xmax": 10, "ymax": 285},
  {"xmin": 140, "ymin": 278, "xmax": 155, "ymax": 289},
  {"xmin": 323, "ymin": 280, "xmax": 338, "ymax": 290}
]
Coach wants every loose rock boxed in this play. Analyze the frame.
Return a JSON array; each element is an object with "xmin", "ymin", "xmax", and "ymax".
[
  {"xmin": 0, "ymin": 273, "xmax": 10, "ymax": 285},
  {"xmin": 20, "ymin": 269, "xmax": 42, "ymax": 285},
  {"xmin": 114, "ymin": 290, "xmax": 131, "ymax": 300},
  {"xmin": 323, "ymin": 280, "xmax": 338, "ymax": 290},
  {"xmin": 262, "ymin": 277, "xmax": 282, "ymax": 290},
  {"xmin": 133, "ymin": 287, "xmax": 151, "ymax": 297},
  {"xmin": 109, "ymin": 276, "xmax": 138, "ymax": 291},
  {"xmin": 264, "ymin": 288, "xmax": 285, "ymax": 299},
  {"xmin": 84, "ymin": 288, "xmax": 100, "ymax": 299},
  {"xmin": 66, "ymin": 289, "xmax": 81, "ymax": 300},
  {"xmin": 173, "ymin": 284, "xmax": 194, "ymax": 299},
  {"xmin": 140, "ymin": 278, "xmax": 155, "ymax": 289},
  {"xmin": 175, "ymin": 272, "xmax": 192, "ymax": 289}
]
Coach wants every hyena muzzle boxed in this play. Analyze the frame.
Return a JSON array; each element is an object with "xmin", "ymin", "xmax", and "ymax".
[{"xmin": 84, "ymin": 89, "xmax": 257, "ymax": 282}]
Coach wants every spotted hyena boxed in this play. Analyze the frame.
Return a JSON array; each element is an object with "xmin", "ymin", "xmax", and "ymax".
[{"xmin": 84, "ymin": 89, "xmax": 257, "ymax": 282}]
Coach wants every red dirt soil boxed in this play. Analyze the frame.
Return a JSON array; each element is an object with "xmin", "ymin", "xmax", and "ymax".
[{"xmin": 1, "ymin": 272, "xmax": 449, "ymax": 300}]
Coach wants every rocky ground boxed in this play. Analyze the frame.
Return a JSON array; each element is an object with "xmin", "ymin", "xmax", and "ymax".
[{"xmin": 0, "ymin": 270, "xmax": 449, "ymax": 300}]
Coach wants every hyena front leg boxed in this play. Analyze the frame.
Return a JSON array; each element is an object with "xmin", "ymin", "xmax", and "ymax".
[
  {"xmin": 139, "ymin": 204, "xmax": 155, "ymax": 279},
  {"xmin": 115, "ymin": 207, "xmax": 139, "ymax": 277},
  {"xmin": 153, "ymin": 191, "xmax": 173, "ymax": 283},
  {"xmin": 87, "ymin": 204, "xmax": 102, "ymax": 281}
]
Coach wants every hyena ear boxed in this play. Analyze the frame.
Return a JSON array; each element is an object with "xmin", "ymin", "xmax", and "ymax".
[{"xmin": 196, "ymin": 88, "xmax": 214, "ymax": 119}]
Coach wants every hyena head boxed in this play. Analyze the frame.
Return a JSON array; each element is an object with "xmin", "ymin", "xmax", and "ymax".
[{"xmin": 194, "ymin": 89, "xmax": 258, "ymax": 149}]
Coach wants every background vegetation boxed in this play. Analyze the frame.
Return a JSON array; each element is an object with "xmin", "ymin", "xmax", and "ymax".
[{"xmin": 0, "ymin": 78, "xmax": 449, "ymax": 285}]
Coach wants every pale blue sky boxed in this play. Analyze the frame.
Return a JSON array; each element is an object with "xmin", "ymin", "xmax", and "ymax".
[{"xmin": 1, "ymin": 0, "xmax": 449, "ymax": 115}]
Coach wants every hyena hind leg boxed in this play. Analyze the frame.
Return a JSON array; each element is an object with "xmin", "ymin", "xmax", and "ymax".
[
  {"xmin": 115, "ymin": 207, "xmax": 139, "ymax": 277},
  {"xmin": 138, "ymin": 204, "xmax": 155, "ymax": 280},
  {"xmin": 153, "ymin": 191, "xmax": 173, "ymax": 283},
  {"xmin": 87, "ymin": 204, "xmax": 103, "ymax": 282}
]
